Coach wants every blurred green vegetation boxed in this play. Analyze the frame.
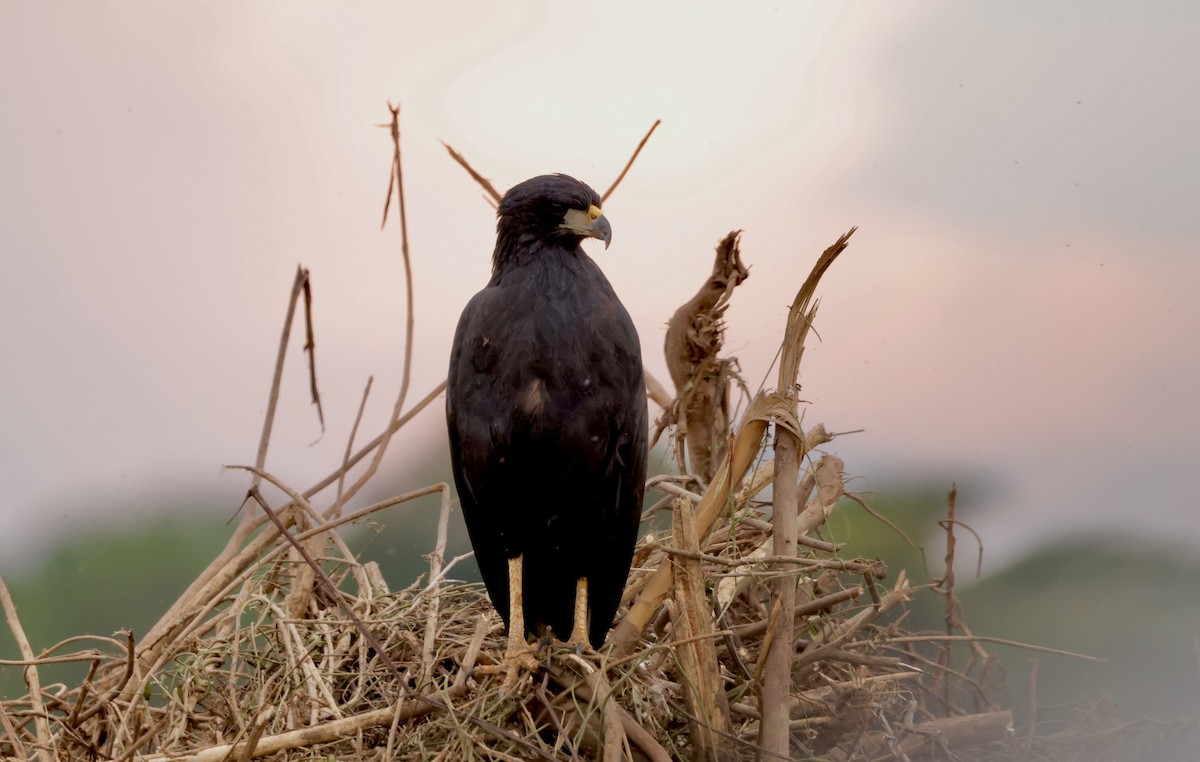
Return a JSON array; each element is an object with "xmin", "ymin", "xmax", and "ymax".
[
  {"xmin": 827, "ymin": 484, "xmax": 1200, "ymax": 735},
  {"xmin": 3, "ymin": 479, "xmax": 1197, "ymax": 755},
  {"xmin": 1, "ymin": 518, "xmax": 230, "ymax": 698}
]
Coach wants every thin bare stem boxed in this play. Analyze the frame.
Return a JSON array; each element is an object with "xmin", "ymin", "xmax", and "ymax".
[
  {"xmin": 440, "ymin": 141, "xmax": 503, "ymax": 204},
  {"xmin": 251, "ymin": 265, "xmax": 309, "ymax": 494},
  {"xmin": 333, "ymin": 375, "xmax": 374, "ymax": 517},
  {"xmin": 602, "ymin": 119, "xmax": 661, "ymax": 202},
  {"xmin": 422, "ymin": 486, "xmax": 453, "ymax": 681},
  {"xmin": 0, "ymin": 575, "xmax": 52, "ymax": 762},
  {"xmin": 306, "ymin": 380, "xmax": 446, "ymax": 504},
  {"xmin": 870, "ymin": 635, "xmax": 1102, "ymax": 662},
  {"xmin": 301, "ymin": 274, "xmax": 324, "ymax": 431}
]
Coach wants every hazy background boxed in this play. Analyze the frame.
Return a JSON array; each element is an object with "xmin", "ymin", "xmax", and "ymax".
[
  {"xmin": 2, "ymin": 1, "xmax": 1198, "ymax": 728},
  {"xmin": 3, "ymin": 1, "xmax": 1196, "ymax": 565}
]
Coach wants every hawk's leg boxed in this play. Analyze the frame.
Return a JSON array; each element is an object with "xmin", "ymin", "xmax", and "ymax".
[
  {"xmin": 565, "ymin": 577, "xmax": 590, "ymax": 653},
  {"xmin": 476, "ymin": 555, "xmax": 539, "ymax": 693}
]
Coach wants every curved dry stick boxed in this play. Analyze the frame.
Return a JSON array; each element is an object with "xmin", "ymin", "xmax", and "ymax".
[{"xmin": 72, "ymin": 630, "xmax": 135, "ymax": 726}]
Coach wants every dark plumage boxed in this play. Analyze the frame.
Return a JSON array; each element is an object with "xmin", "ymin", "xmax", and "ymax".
[{"xmin": 446, "ymin": 174, "xmax": 647, "ymax": 651}]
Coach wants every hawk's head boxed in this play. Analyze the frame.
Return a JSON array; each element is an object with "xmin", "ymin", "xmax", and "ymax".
[{"xmin": 496, "ymin": 174, "xmax": 612, "ymax": 254}]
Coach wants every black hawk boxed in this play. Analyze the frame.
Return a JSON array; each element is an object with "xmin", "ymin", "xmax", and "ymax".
[{"xmin": 446, "ymin": 174, "xmax": 647, "ymax": 689}]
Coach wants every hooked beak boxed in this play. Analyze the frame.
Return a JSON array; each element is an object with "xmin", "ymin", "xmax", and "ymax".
[{"xmin": 560, "ymin": 204, "xmax": 613, "ymax": 249}]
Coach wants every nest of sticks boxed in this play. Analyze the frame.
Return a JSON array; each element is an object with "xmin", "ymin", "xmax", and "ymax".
[{"xmin": 2, "ymin": 108, "xmax": 1129, "ymax": 762}]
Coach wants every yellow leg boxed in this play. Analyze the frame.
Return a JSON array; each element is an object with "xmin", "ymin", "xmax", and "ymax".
[
  {"xmin": 476, "ymin": 556, "xmax": 539, "ymax": 693},
  {"xmin": 566, "ymin": 577, "xmax": 590, "ymax": 650}
]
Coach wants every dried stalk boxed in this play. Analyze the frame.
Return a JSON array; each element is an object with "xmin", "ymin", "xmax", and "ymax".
[
  {"xmin": 661, "ymin": 230, "xmax": 749, "ymax": 477},
  {"xmin": 670, "ymin": 498, "xmax": 734, "ymax": 761},
  {"xmin": 758, "ymin": 229, "xmax": 854, "ymax": 760},
  {"xmin": 611, "ymin": 401, "xmax": 769, "ymax": 655}
]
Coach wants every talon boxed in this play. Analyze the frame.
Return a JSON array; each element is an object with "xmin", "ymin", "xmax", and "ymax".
[
  {"xmin": 476, "ymin": 639, "xmax": 539, "ymax": 694},
  {"xmin": 565, "ymin": 630, "xmax": 590, "ymax": 656}
]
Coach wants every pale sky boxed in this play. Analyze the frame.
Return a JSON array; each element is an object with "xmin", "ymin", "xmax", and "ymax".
[{"xmin": 1, "ymin": 1, "xmax": 1197, "ymax": 571}]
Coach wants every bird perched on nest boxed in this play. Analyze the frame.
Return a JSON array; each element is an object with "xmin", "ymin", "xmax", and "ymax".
[{"xmin": 446, "ymin": 174, "xmax": 647, "ymax": 691}]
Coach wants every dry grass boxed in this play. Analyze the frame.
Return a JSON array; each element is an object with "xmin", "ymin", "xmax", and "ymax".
[{"xmin": 0, "ymin": 106, "xmax": 1158, "ymax": 762}]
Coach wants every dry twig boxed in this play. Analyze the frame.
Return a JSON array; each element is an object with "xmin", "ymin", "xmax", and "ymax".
[{"xmin": 601, "ymin": 119, "xmax": 661, "ymax": 202}]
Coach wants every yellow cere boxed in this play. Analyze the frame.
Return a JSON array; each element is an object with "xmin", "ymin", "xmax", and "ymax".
[{"xmin": 587, "ymin": 204, "xmax": 602, "ymax": 221}]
